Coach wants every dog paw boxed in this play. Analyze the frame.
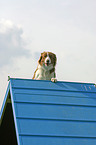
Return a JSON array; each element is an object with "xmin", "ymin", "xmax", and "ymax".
[{"xmin": 51, "ymin": 78, "xmax": 57, "ymax": 83}]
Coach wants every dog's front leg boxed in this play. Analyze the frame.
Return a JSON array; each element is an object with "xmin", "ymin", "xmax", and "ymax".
[
  {"xmin": 34, "ymin": 69, "xmax": 45, "ymax": 80},
  {"xmin": 50, "ymin": 72, "xmax": 57, "ymax": 83},
  {"xmin": 51, "ymin": 78, "xmax": 57, "ymax": 83},
  {"xmin": 36, "ymin": 75, "xmax": 45, "ymax": 80}
]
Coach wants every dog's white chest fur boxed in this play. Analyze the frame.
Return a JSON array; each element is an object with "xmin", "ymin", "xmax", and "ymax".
[{"xmin": 34, "ymin": 64, "xmax": 55, "ymax": 80}]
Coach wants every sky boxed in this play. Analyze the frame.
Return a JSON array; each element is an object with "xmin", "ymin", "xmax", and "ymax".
[{"xmin": 0, "ymin": 0, "xmax": 96, "ymax": 109}]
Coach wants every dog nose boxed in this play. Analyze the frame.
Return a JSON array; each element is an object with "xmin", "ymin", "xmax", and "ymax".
[{"xmin": 46, "ymin": 60, "xmax": 49, "ymax": 63}]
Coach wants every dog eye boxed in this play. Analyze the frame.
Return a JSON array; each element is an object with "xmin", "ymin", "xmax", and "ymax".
[{"xmin": 44, "ymin": 55, "xmax": 47, "ymax": 57}]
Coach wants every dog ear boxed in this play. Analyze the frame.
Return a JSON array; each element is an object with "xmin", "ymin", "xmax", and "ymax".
[
  {"xmin": 53, "ymin": 54, "xmax": 57, "ymax": 66},
  {"xmin": 38, "ymin": 55, "xmax": 42, "ymax": 63},
  {"xmin": 38, "ymin": 52, "xmax": 44, "ymax": 64}
]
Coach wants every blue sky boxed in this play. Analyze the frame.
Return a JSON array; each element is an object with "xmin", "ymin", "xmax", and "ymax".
[{"xmin": 0, "ymin": 0, "xmax": 96, "ymax": 109}]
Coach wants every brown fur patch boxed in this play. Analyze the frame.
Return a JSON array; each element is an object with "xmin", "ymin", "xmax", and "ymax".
[{"xmin": 32, "ymin": 68, "xmax": 38, "ymax": 79}]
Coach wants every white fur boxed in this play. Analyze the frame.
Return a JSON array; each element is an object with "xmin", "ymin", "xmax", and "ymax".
[{"xmin": 34, "ymin": 64, "xmax": 55, "ymax": 80}]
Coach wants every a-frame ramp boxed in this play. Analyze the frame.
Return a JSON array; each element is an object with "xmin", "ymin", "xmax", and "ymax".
[{"xmin": 0, "ymin": 78, "xmax": 96, "ymax": 145}]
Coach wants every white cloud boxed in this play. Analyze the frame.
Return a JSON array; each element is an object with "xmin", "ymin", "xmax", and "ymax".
[{"xmin": 0, "ymin": 19, "xmax": 30, "ymax": 67}]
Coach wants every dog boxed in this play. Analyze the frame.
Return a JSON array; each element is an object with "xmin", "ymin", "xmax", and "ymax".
[{"xmin": 33, "ymin": 51, "xmax": 57, "ymax": 82}]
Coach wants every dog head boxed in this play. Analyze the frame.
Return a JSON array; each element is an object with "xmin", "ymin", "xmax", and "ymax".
[{"xmin": 38, "ymin": 52, "xmax": 57, "ymax": 68}]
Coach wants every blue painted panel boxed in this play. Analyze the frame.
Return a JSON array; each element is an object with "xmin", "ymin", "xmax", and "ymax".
[
  {"xmin": 14, "ymin": 93, "xmax": 96, "ymax": 106},
  {"xmin": 12, "ymin": 88, "xmax": 96, "ymax": 99},
  {"xmin": 65, "ymin": 82, "xmax": 96, "ymax": 92},
  {"xmin": 9, "ymin": 79, "xmax": 96, "ymax": 145},
  {"xmin": 14, "ymin": 103, "xmax": 96, "ymax": 121},
  {"xmin": 17, "ymin": 118, "xmax": 96, "ymax": 137},
  {"xmin": 10, "ymin": 78, "xmax": 96, "ymax": 92},
  {"xmin": 19, "ymin": 136, "xmax": 96, "ymax": 145},
  {"xmin": 1, "ymin": 78, "xmax": 96, "ymax": 145}
]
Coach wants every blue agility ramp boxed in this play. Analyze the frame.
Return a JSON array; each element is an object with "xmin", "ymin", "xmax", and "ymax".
[{"xmin": 0, "ymin": 78, "xmax": 96, "ymax": 145}]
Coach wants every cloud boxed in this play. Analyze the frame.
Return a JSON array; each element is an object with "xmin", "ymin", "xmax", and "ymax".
[{"xmin": 0, "ymin": 19, "xmax": 30, "ymax": 67}]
